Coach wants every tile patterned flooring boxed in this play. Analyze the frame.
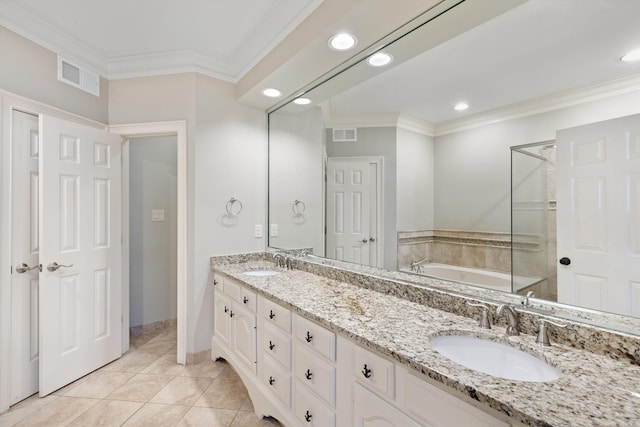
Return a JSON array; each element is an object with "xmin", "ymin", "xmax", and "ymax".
[{"xmin": 0, "ymin": 326, "xmax": 281, "ymax": 426}]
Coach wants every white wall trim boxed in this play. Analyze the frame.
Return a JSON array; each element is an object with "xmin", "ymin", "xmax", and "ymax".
[{"xmin": 109, "ymin": 121, "xmax": 188, "ymax": 366}]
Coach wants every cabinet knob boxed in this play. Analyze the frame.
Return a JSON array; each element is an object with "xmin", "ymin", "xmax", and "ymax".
[
  {"xmin": 304, "ymin": 369, "xmax": 313, "ymax": 380},
  {"xmin": 269, "ymin": 310, "xmax": 276, "ymax": 319},
  {"xmin": 559, "ymin": 257, "xmax": 571, "ymax": 265},
  {"xmin": 305, "ymin": 331, "xmax": 313, "ymax": 343},
  {"xmin": 229, "ymin": 310, "xmax": 234, "ymax": 318},
  {"xmin": 213, "ymin": 279, "xmax": 218, "ymax": 286},
  {"xmin": 304, "ymin": 410, "xmax": 312, "ymax": 423},
  {"xmin": 243, "ymin": 296, "xmax": 249, "ymax": 304},
  {"xmin": 268, "ymin": 376, "xmax": 275, "ymax": 386},
  {"xmin": 269, "ymin": 341, "xmax": 275, "ymax": 351},
  {"xmin": 224, "ymin": 306, "xmax": 229, "ymax": 313},
  {"xmin": 362, "ymin": 364, "xmax": 372, "ymax": 378}
]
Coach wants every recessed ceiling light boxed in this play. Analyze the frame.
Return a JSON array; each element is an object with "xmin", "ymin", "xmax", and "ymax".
[
  {"xmin": 621, "ymin": 48, "xmax": 640, "ymax": 62},
  {"xmin": 328, "ymin": 33, "xmax": 357, "ymax": 51},
  {"xmin": 454, "ymin": 102, "xmax": 469, "ymax": 111},
  {"xmin": 262, "ymin": 88, "xmax": 282, "ymax": 98},
  {"xmin": 293, "ymin": 97, "xmax": 311, "ymax": 105},
  {"xmin": 367, "ymin": 52, "xmax": 393, "ymax": 67}
]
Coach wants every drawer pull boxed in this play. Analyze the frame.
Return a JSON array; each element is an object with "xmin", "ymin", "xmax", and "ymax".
[
  {"xmin": 229, "ymin": 310, "xmax": 234, "ymax": 318},
  {"xmin": 304, "ymin": 369, "xmax": 313, "ymax": 380},
  {"xmin": 269, "ymin": 310, "xmax": 276, "ymax": 319},
  {"xmin": 269, "ymin": 341, "xmax": 275, "ymax": 351},
  {"xmin": 224, "ymin": 306, "xmax": 229, "ymax": 313},
  {"xmin": 243, "ymin": 296, "xmax": 249, "ymax": 304},
  {"xmin": 304, "ymin": 410, "xmax": 312, "ymax": 423},
  {"xmin": 305, "ymin": 331, "xmax": 313, "ymax": 343},
  {"xmin": 362, "ymin": 364, "xmax": 372, "ymax": 378},
  {"xmin": 268, "ymin": 376, "xmax": 275, "ymax": 386}
]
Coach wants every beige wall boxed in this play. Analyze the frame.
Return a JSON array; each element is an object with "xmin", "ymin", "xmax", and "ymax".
[{"xmin": 0, "ymin": 26, "xmax": 108, "ymax": 123}]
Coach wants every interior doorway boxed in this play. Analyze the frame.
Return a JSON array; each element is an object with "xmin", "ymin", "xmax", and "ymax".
[{"xmin": 126, "ymin": 135, "xmax": 178, "ymax": 339}]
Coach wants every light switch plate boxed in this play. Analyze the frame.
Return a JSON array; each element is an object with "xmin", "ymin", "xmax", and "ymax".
[{"xmin": 152, "ymin": 209, "xmax": 165, "ymax": 222}]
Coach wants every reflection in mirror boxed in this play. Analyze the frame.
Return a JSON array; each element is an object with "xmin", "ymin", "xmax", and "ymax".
[{"xmin": 268, "ymin": 0, "xmax": 640, "ymax": 324}]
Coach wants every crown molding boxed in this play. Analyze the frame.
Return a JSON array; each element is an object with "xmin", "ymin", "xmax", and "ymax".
[
  {"xmin": 396, "ymin": 115, "xmax": 434, "ymax": 136},
  {"xmin": 434, "ymin": 73, "xmax": 640, "ymax": 136}
]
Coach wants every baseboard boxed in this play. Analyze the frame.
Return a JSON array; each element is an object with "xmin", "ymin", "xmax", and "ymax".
[
  {"xmin": 186, "ymin": 348, "xmax": 211, "ymax": 365},
  {"xmin": 129, "ymin": 318, "xmax": 177, "ymax": 337}
]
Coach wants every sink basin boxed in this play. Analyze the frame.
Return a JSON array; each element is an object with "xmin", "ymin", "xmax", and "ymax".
[
  {"xmin": 242, "ymin": 269, "xmax": 280, "ymax": 277},
  {"xmin": 429, "ymin": 334, "xmax": 559, "ymax": 382}
]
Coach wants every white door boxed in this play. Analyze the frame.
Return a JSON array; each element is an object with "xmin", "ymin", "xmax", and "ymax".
[
  {"xmin": 556, "ymin": 114, "xmax": 640, "ymax": 316},
  {"xmin": 326, "ymin": 159, "xmax": 371, "ymax": 265},
  {"xmin": 38, "ymin": 115, "xmax": 122, "ymax": 396},
  {"xmin": 10, "ymin": 110, "xmax": 40, "ymax": 404}
]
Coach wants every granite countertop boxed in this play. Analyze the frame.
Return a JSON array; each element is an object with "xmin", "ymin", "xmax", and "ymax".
[{"xmin": 211, "ymin": 260, "xmax": 640, "ymax": 427}]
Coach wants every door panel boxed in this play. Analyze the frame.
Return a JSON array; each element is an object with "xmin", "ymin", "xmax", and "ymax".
[
  {"xmin": 39, "ymin": 115, "xmax": 122, "ymax": 396},
  {"xmin": 10, "ymin": 110, "xmax": 40, "ymax": 404},
  {"xmin": 557, "ymin": 113, "xmax": 640, "ymax": 316}
]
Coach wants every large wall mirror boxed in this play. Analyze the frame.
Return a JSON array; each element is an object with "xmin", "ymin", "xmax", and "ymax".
[{"xmin": 268, "ymin": 0, "xmax": 640, "ymax": 327}]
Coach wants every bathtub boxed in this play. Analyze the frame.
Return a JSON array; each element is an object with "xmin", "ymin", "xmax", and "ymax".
[{"xmin": 403, "ymin": 263, "xmax": 512, "ymax": 292}]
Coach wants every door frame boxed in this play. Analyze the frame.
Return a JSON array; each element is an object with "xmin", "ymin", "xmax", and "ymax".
[
  {"xmin": 109, "ymin": 122, "xmax": 187, "ymax": 365},
  {"xmin": 325, "ymin": 156, "xmax": 384, "ymax": 267}
]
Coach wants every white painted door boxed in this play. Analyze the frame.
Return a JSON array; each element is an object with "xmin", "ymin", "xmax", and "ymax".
[
  {"xmin": 38, "ymin": 115, "xmax": 122, "ymax": 396},
  {"xmin": 326, "ymin": 159, "xmax": 371, "ymax": 265},
  {"xmin": 10, "ymin": 110, "xmax": 40, "ymax": 404},
  {"xmin": 556, "ymin": 114, "xmax": 640, "ymax": 317}
]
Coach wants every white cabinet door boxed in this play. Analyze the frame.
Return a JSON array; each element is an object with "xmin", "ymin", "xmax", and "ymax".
[
  {"xmin": 353, "ymin": 383, "xmax": 420, "ymax": 427},
  {"xmin": 214, "ymin": 290, "xmax": 231, "ymax": 347},
  {"xmin": 557, "ymin": 114, "xmax": 640, "ymax": 316},
  {"xmin": 232, "ymin": 303, "xmax": 257, "ymax": 374},
  {"xmin": 10, "ymin": 110, "xmax": 40, "ymax": 404},
  {"xmin": 39, "ymin": 115, "xmax": 122, "ymax": 396}
]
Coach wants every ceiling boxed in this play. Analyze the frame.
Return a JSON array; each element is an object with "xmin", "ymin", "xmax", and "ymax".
[
  {"xmin": 0, "ymin": 0, "xmax": 323, "ymax": 82},
  {"xmin": 327, "ymin": 0, "xmax": 640, "ymax": 129}
]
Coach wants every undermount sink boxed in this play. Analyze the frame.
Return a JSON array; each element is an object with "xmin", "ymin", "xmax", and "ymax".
[
  {"xmin": 429, "ymin": 334, "xmax": 559, "ymax": 382},
  {"xmin": 242, "ymin": 269, "xmax": 280, "ymax": 277}
]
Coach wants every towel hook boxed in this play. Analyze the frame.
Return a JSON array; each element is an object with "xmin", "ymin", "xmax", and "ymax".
[
  {"xmin": 226, "ymin": 197, "xmax": 243, "ymax": 216},
  {"xmin": 292, "ymin": 199, "xmax": 306, "ymax": 215}
]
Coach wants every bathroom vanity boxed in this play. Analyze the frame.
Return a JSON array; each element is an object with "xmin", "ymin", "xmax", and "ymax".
[{"xmin": 211, "ymin": 253, "xmax": 640, "ymax": 426}]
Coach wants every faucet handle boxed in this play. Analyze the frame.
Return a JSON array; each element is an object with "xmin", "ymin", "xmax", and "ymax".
[
  {"xmin": 536, "ymin": 319, "xmax": 567, "ymax": 346},
  {"xmin": 467, "ymin": 302, "xmax": 491, "ymax": 329}
]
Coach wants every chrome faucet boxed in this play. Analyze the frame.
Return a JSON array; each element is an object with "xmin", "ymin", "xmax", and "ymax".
[
  {"xmin": 273, "ymin": 253, "xmax": 286, "ymax": 268},
  {"xmin": 521, "ymin": 291, "xmax": 535, "ymax": 308},
  {"xmin": 496, "ymin": 304, "xmax": 519, "ymax": 336}
]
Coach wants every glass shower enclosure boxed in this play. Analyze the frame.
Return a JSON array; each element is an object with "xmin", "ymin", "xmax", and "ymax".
[{"xmin": 511, "ymin": 141, "xmax": 557, "ymax": 301}]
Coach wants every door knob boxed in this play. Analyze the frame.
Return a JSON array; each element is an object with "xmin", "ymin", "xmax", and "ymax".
[
  {"xmin": 559, "ymin": 257, "xmax": 571, "ymax": 266},
  {"xmin": 15, "ymin": 263, "xmax": 40, "ymax": 274},
  {"xmin": 47, "ymin": 262, "xmax": 73, "ymax": 272}
]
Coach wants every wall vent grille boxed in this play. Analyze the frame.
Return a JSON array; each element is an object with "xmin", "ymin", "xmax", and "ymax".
[
  {"xmin": 333, "ymin": 128, "xmax": 357, "ymax": 142},
  {"xmin": 57, "ymin": 56, "xmax": 100, "ymax": 97}
]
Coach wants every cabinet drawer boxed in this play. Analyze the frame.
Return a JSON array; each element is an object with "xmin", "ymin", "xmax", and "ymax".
[
  {"xmin": 224, "ymin": 278, "xmax": 241, "ymax": 302},
  {"xmin": 404, "ymin": 372, "xmax": 507, "ymax": 427},
  {"xmin": 240, "ymin": 286, "xmax": 257, "ymax": 313},
  {"xmin": 262, "ymin": 298, "xmax": 291, "ymax": 333},
  {"xmin": 353, "ymin": 345, "xmax": 395, "ymax": 399},
  {"xmin": 263, "ymin": 355, "xmax": 291, "ymax": 408},
  {"xmin": 294, "ymin": 345, "xmax": 336, "ymax": 407},
  {"xmin": 263, "ymin": 322, "xmax": 292, "ymax": 370},
  {"xmin": 294, "ymin": 314, "xmax": 336, "ymax": 362},
  {"xmin": 293, "ymin": 381, "xmax": 335, "ymax": 427}
]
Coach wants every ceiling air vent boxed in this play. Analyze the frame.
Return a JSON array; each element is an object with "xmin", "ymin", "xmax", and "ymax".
[
  {"xmin": 332, "ymin": 128, "xmax": 357, "ymax": 142},
  {"xmin": 57, "ymin": 56, "xmax": 100, "ymax": 97}
]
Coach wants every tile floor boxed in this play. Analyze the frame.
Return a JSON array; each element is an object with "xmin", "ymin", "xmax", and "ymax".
[{"xmin": 0, "ymin": 326, "xmax": 281, "ymax": 426}]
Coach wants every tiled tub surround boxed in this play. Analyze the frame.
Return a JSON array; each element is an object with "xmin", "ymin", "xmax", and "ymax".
[
  {"xmin": 211, "ymin": 253, "xmax": 640, "ymax": 426},
  {"xmin": 397, "ymin": 230, "xmax": 511, "ymax": 273}
]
